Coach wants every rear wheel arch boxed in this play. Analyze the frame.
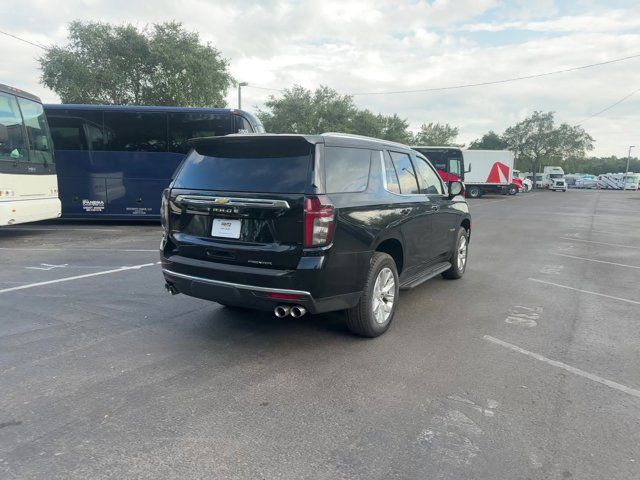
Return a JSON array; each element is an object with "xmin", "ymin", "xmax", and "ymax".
[{"xmin": 374, "ymin": 237, "xmax": 404, "ymax": 275}]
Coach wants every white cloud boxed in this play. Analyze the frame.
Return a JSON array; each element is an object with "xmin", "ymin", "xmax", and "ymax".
[{"xmin": 1, "ymin": 0, "xmax": 639, "ymax": 156}]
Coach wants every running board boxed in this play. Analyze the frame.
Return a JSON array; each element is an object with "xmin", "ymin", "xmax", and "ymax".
[{"xmin": 399, "ymin": 262, "xmax": 452, "ymax": 290}]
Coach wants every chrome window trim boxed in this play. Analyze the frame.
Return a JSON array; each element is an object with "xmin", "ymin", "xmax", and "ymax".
[
  {"xmin": 380, "ymin": 151, "xmax": 429, "ymax": 199},
  {"xmin": 163, "ymin": 269, "xmax": 312, "ymax": 296}
]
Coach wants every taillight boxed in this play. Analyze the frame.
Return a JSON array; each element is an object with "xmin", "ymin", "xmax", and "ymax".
[
  {"xmin": 160, "ymin": 189, "xmax": 169, "ymax": 232},
  {"xmin": 304, "ymin": 195, "xmax": 335, "ymax": 248}
]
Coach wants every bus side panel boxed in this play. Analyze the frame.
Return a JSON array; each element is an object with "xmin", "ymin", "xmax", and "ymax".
[
  {"xmin": 55, "ymin": 150, "xmax": 109, "ymax": 217},
  {"xmin": 89, "ymin": 151, "xmax": 185, "ymax": 218}
]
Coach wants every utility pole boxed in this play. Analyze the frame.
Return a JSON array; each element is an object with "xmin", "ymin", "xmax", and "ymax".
[
  {"xmin": 625, "ymin": 145, "xmax": 635, "ymax": 181},
  {"xmin": 237, "ymin": 82, "xmax": 248, "ymax": 109}
]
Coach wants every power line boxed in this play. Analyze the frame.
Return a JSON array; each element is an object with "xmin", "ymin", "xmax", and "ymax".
[
  {"xmin": 245, "ymin": 84, "xmax": 284, "ymax": 92},
  {"xmin": 350, "ymin": 53, "xmax": 640, "ymax": 96},
  {"xmin": 578, "ymin": 86, "xmax": 640, "ymax": 125},
  {"xmin": 0, "ymin": 29, "xmax": 48, "ymax": 50}
]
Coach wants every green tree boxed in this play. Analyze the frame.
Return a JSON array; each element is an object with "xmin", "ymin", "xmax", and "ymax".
[
  {"xmin": 412, "ymin": 122, "xmax": 459, "ymax": 146},
  {"xmin": 258, "ymin": 85, "xmax": 413, "ymax": 142},
  {"xmin": 469, "ymin": 131, "xmax": 507, "ymax": 150},
  {"xmin": 502, "ymin": 111, "xmax": 593, "ymax": 175},
  {"xmin": 40, "ymin": 21, "xmax": 234, "ymax": 106}
]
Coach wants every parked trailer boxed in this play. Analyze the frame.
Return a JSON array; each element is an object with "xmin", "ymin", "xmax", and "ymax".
[
  {"xmin": 597, "ymin": 173, "xmax": 626, "ymax": 190},
  {"xmin": 462, "ymin": 150, "xmax": 519, "ymax": 198}
]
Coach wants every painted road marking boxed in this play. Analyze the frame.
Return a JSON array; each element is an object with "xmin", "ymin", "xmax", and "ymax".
[
  {"xmin": 567, "ymin": 226, "xmax": 640, "ymax": 238},
  {"xmin": 0, "ymin": 227, "xmax": 124, "ymax": 232},
  {"xmin": 528, "ymin": 278, "xmax": 640, "ymax": 306},
  {"xmin": 25, "ymin": 263, "xmax": 68, "ymax": 271},
  {"xmin": 483, "ymin": 335, "xmax": 640, "ymax": 400},
  {"xmin": 552, "ymin": 253, "xmax": 640, "ymax": 269},
  {"xmin": 0, "ymin": 262, "xmax": 158, "ymax": 294},
  {"xmin": 559, "ymin": 237, "xmax": 640, "ymax": 250},
  {"xmin": 0, "ymin": 247, "xmax": 157, "ymax": 252}
]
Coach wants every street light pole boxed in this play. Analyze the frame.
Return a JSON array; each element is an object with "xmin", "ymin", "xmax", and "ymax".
[
  {"xmin": 237, "ymin": 82, "xmax": 248, "ymax": 109},
  {"xmin": 625, "ymin": 145, "xmax": 635, "ymax": 181}
]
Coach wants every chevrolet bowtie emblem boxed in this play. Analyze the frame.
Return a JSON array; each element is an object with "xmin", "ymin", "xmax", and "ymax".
[{"xmin": 214, "ymin": 198, "xmax": 230, "ymax": 204}]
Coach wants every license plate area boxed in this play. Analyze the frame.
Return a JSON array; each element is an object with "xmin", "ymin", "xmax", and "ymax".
[{"xmin": 211, "ymin": 218, "xmax": 242, "ymax": 239}]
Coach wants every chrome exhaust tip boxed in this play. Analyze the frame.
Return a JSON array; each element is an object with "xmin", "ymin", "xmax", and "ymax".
[
  {"xmin": 290, "ymin": 306, "xmax": 307, "ymax": 318},
  {"xmin": 274, "ymin": 305, "xmax": 291, "ymax": 318},
  {"xmin": 164, "ymin": 283, "xmax": 179, "ymax": 295}
]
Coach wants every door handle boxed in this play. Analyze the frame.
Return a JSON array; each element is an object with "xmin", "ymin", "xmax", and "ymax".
[{"xmin": 430, "ymin": 205, "xmax": 439, "ymax": 211}]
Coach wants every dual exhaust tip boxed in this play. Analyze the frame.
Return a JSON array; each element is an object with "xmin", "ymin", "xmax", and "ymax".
[{"xmin": 274, "ymin": 305, "xmax": 307, "ymax": 318}]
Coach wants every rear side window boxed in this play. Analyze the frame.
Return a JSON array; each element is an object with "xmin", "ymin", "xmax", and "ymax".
[
  {"xmin": 173, "ymin": 139, "xmax": 312, "ymax": 193},
  {"xmin": 389, "ymin": 151, "xmax": 419, "ymax": 194},
  {"xmin": 324, "ymin": 147, "xmax": 371, "ymax": 193},
  {"xmin": 169, "ymin": 112, "xmax": 232, "ymax": 153},
  {"xmin": 383, "ymin": 155, "xmax": 401, "ymax": 194},
  {"xmin": 104, "ymin": 111, "xmax": 167, "ymax": 152}
]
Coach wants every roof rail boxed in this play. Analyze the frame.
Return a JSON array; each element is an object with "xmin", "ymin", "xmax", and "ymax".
[{"xmin": 321, "ymin": 132, "xmax": 409, "ymax": 149}]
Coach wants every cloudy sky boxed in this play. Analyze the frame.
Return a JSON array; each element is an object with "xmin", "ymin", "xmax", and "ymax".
[{"xmin": 1, "ymin": 0, "xmax": 639, "ymax": 156}]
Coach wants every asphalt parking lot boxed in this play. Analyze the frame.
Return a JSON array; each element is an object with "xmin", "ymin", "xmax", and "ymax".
[{"xmin": 1, "ymin": 190, "xmax": 639, "ymax": 480}]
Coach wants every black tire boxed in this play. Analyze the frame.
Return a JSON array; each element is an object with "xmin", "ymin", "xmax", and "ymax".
[
  {"xmin": 508, "ymin": 185, "xmax": 518, "ymax": 195},
  {"xmin": 345, "ymin": 252, "xmax": 399, "ymax": 338},
  {"xmin": 467, "ymin": 186, "xmax": 482, "ymax": 198},
  {"xmin": 442, "ymin": 227, "xmax": 469, "ymax": 280}
]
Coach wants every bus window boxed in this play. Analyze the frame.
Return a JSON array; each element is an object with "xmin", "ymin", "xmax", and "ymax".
[
  {"xmin": 104, "ymin": 111, "xmax": 167, "ymax": 152},
  {"xmin": 448, "ymin": 157, "xmax": 462, "ymax": 177},
  {"xmin": 49, "ymin": 109, "xmax": 104, "ymax": 151},
  {"xmin": 17, "ymin": 97, "xmax": 55, "ymax": 165},
  {"xmin": 235, "ymin": 115, "xmax": 253, "ymax": 134},
  {"xmin": 0, "ymin": 92, "xmax": 27, "ymax": 163},
  {"xmin": 168, "ymin": 112, "xmax": 232, "ymax": 153}
]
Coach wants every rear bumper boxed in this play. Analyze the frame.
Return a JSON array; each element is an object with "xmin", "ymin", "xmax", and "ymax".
[
  {"xmin": 0, "ymin": 198, "xmax": 61, "ymax": 226},
  {"xmin": 160, "ymin": 249, "xmax": 369, "ymax": 314},
  {"xmin": 162, "ymin": 268, "xmax": 360, "ymax": 313}
]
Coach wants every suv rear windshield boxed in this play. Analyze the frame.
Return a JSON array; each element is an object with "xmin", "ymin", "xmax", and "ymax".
[{"xmin": 173, "ymin": 138, "xmax": 312, "ymax": 193}]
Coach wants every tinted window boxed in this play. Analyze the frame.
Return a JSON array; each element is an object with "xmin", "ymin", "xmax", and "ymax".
[
  {"xmin": 449, "ymin": 157, "xmax": 462, "ymax": 176},
  {"xmin": 383, "ymin": 154, "xmax": 401, "ymax": 194},
  {"xmin": 174, "ymin": 140, "xmax": 312, "ymax": 193},
  {"xmin": 324, "ymin": 147, "xmax": 371, "ymax": 193},
  {"xmin": 17, "ymin": 97, "xmax": 54, "ymax": 165},
  {"xmin": 235, "ymin": 115, "xmax": 253, "ymax": 134},
  {"xmin": 0, "ymin": 92, "xmax": 27, "ymax": 163},
  {"xmin": 413, "ymin": 156, "xmax": 444, "ymax": 195},
  {"xmin": 48, "ymin": 110, "xmax": 104, "ymax": 151},
  {"xmin": 104, "ymin": 111, "xmax": 167, "ymax": 152},
  {"xmin": 390, "ymin": 151, "xmax": 419, "ymax": 194},
  {"xmin": 169, "ymin": 112, "xmax": 232, "ymax": 153}
]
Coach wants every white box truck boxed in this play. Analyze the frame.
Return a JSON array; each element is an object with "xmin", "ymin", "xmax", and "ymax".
[
  {"xmin": 542, "ymin": 166, "xmax": 567, "ymax": 191},
  {"xmin": 462, "ymin": 150, "xmax": 519, "ymax": 198}
]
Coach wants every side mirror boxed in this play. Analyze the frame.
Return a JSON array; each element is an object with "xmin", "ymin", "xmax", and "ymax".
[
  {"xmin": 449, "ymin": 180, "xmax": 464, "ymax": 199},
  {"xmin": 465, "ymin": 163, "xmax": 472, "ymax": 173},
  {"xmin": 0, "ymin": 124, "xmax": 8, "ymax": 144}
]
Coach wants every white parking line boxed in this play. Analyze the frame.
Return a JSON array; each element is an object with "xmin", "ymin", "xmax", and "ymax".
[
  {"xmin": 0, "ymin": 262, "xmax": 158, "ymax": 294},
  {"xmin": 528, "ymin": 278, "xmax": 640, "ymax": 305},
  {"xmin": 559, "ymin": 237, "xmax": 640, "ymax": 249},
  {"xmin": 0, "ymin": 247, "xmax": 157, "ymax": 252},
  {"xmin": 0, "ymin": 227, "xmax": 123, "ymax": 232},
  {"xmin": 567, "ymin": 226, "xmax": 640, "ymax": 238},
  {"xmin": 483, "ymin": 335, "xmax": 640, "ymax": 399},
  {"xmin": 552, "ymin": 253, "xmax": 640, "ymax": 269}
]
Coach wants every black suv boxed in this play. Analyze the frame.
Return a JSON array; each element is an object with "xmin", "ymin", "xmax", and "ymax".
[{"xmin": 160, "ymin": 133, "xmax": 470, "ymax": 337}]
